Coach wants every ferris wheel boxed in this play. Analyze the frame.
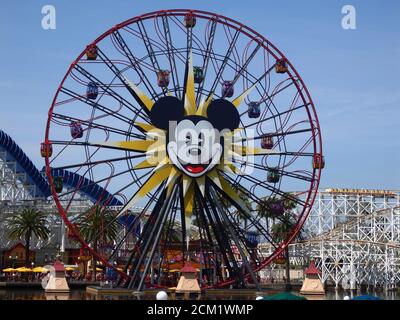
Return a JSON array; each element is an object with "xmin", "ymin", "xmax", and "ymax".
[{"xmin": 43, "ymin": 9, "xmax": 323, "ymax": 290}]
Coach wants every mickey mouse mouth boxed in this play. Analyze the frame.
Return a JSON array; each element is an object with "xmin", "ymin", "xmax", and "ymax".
[
  {"xmin": 183, "ymin": 163, "xmax": 207, "ymax": 174},
  {"xmin": 181, "ymin": 158, "xmax": 212, "ymax": 174}
]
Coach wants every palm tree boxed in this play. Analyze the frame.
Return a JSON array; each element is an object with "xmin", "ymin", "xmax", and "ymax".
[
  {"xmin": 7, "ymin": 207, "xmax": 50, "ymax": 267},
  {"xmin": 257, "ymin": 193, "xmax": 300, "ymax": 291},
  {"xmin": 256, "ymin": 196, "xmax": 277, "ymax": 229},
  {"xmin": 271, "ymin": 213, "xmax": 297, "ymax": 291},
  {"xmin": 74, "ymin": 205, "xmax": 118, "ymax": 281}
]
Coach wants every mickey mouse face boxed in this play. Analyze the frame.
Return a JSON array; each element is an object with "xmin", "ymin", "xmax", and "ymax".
[
  {"xmin": 167, "ymin": 118, "xmax": 222, "ymax": 177},
  {"xmin": 149, "ymin": 96, "xmax": 240, "ymax": 178}
]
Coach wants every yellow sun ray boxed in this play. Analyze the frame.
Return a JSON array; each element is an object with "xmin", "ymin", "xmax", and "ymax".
[
  {"xmin": 133, "ymin": 159, "xmax": 157, "ymax": 170},
  {"xmin": 153, "ymin": 158, "xmax": 171, "ymax": 171},
  {"xmin": 231, "ymin": 82, "xmax": 257, "ymax": 108},
  {"xmin": 117, "ymin": 166, "xmax": 172, "ymax": 216},
  {"xmin": 184, "ymin": 183, "xmax": 195, "ymax": 216},
  {"xmin": 217, "ymin": 162, "xmax": 239, "ymax": 175},
  {"xmin": 95, "ymin": 140, "xmax": 156, "ymax": 153},
  {"xmin": 207, "ymin": 170, "xmax": 222, "ymax": 189},
  {"xmin": 123, "ymin": 76, "xmax": 154, "ymax": 111},
  {"xmin": 134, "ymin": 122, "xmax": 157, "ymax": 133},
  {"xmin": 196, "ymin": 175, "xmax": 206, "ymax": 196},
  {"xmin": 184, "ymin": 50, "xmax": 196, "ymax": 115},
  {"xmin": 218, "ymin": 174, "xmax": 251, "ymax": 214},
  {"xmin": 182, "ymin": 175, "xmax": 193, "ymax": 196},
  {"xmin": 166, "ymin": 167, "xmax": 181, "ymax": 196},
  {"xmin": 195, "ymin": 95, "xmax": 213, "ymax": 116}
]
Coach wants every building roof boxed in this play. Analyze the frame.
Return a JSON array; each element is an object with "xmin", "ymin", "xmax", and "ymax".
[
  {"xmin": 180, "ymin": 261, "xmax": 197, "ymax": 273},
  {"xmin": 53, "ymin": 261, "xmax": 65, "ymax": 272},
  {"xmin": 304, "ymin": 260, "xmax": 321, "ymax": 275}
]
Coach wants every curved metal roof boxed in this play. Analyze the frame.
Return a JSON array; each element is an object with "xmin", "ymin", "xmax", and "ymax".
[
  {"xmin": 0, "ymin": 130, "xmax": 50, "ymax": 198},
  {"xmin": 0, "ymin": 129, "xmax": 122, "ymax": 206},
  {"xmin": 49, "ymin": 168, "xmax": 123, "ymax": 206}
]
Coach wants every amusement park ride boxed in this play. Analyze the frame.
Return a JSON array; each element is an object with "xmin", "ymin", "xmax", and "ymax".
[
  {"xmin": 1, "ymin": 8, "xmax": 399, "ymax": 292},
  {"xmin": 4, "ymin": 9, "xmax": 326, "ymax": 291}
]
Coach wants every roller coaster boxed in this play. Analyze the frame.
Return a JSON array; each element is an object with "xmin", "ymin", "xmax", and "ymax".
[{"xmin": 259, "ymin": 189, "xmax": 400, "ymax": 290}]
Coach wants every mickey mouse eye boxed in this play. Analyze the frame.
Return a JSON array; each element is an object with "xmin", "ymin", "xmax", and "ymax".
[
  {"xmin": 185, "ymin": 132, "xmax": 192, "ymax": 144},
  {"xmin": 198, "ymin": 132, "xmax": 205, "ymax": 147}
]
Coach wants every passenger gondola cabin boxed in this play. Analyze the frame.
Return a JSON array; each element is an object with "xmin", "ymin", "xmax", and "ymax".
[
  {"xmin": 261, "ymin": 135, "xmax": 274, "ymax": 149},
  {"xmin": 269, "ymin": 200, "xmax": 285, "ymax": 216},
  {"xmin": 157, "ymin": 70, "xmax": 170, "ymax": 88},
  {"xmin": 40, "ymin": 142, "xmax": 53, "ymax": 158},
  {"xmin": 246, "ymin": 231, "xmax": 259, "ymax": 248},
  {"xmin": 67, "ymin": 223, "xmax": 79, "ymax": 239},
  {"xmin": 312, "ymin": 154, "xmax": 325, "ymax": 169},
  {"xmin": 267, "ymin": 167, "xmax": 280, "ymax": 183},
  {"xmin": 248, "ymin": 102, "xmax": 261, "ymax": 118},
  {"xmin": 275, "ymin": 58, "xmax": 288, "ymax": 74},
  {"xmin": 85, "ymin": 44, "xmax": 98, "ymax": 60},
  {"xmin": 86, "ymin": 82, "xmax": 99, "ymax": 100},
  {"xmin": 70, "ymin": 122, "xmax": 83, "ymax": 139},
  {"xmin": 193, "ymin": 66, "xmax": 204, "ymax": 84},
  {"xmin": 54, "ymin": 176, "xmax": 63, "ymax": 193},
  {"xmin": 275, "ymin": 252, "xmax": 286, "ymax": 265},
  {"xmin": 222, "ymin": 80, "xmax": 234, "ymax": 98},
  {"xmin": 184, "ymin": 13, "xmax": 196, "ymax": 28}
]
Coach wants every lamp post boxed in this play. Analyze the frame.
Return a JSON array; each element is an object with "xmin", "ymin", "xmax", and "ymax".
[{"xmin": 30, "ymin": 262, "xmax": 35, "ymax": 282}]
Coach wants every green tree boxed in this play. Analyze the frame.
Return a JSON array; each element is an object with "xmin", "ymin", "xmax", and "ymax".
[
  {"xmin": 7, "ymin": 207, "xmax": 50, "ymax": 267},
  {"xmin": 257, "ymin": 194, "xmax": 300, "ymax": 291},
  {"xmin": 75, "ymin": 205, "xmax": 118, "ymax": 281},
  {"xmin": 221, "ymin": 187, "xmax": 253, "ymax": 229},
  {"xmin": 162, "ymin": 219, "xmax": 182, "ymax": 242}
]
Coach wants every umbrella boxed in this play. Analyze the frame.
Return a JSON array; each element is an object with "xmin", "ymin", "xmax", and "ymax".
[
  {"xmin": 3, "ymin": 268, "xmax": 16, "ymax": 272},
  {"xmin": 89, "ymin": 267, "xmax": 103, "ymax": 272},
  {"xmin": 352, "ymin": 295, "xmax": 381, "ymax": 300},
  {"xmin": 32, "ymin": 267, "xmax": 49, "ymax": 273},
  {"xmin": 262, "ymin": 292, "xmax": 307, "ymax": 300},
  {"xmin": 15, "ymin": 267, "xmax": 32, "ymax": 272},
  {"xmin": 65, "ymin": 267, "xmax": 77, "ymax": 271},
  {"xmin": 168, "ymin": 269, "xmax": 180, "ymax": 273}
]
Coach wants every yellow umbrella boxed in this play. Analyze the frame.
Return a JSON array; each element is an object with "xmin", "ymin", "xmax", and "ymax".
[
  {"xmin": 3, "ymin": 268, "xmax": 16, "ymax": 272},
  {"xmin": 32, "ymin": 267, "xmax": 49, "ymax": 273},
  {"xmin": 65, "ymin": 267, "xmax": 76, "ymax": 271},
  {"xmin": 16, "ymin": 267, "xmax": 32, "ymax": 272},
  {"xmin": 89, "ymin": 267, "xmax": 103, "ymax": 272},
  {"xmin": 168, "ymin": 269, "xmax": 180, "ymax": 273}
]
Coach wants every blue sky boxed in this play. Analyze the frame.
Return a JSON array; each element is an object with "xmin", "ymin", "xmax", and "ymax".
[{"xmin": 0, "ymin": 0, "xmax": 399, "ymax": 190}]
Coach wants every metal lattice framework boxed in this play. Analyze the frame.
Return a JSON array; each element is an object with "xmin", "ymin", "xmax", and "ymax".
[
  {"xmin": 280, "ymin": 189, "xmax": 400, "ymax": 290},
  {"xmin": 304, "ymin": 189, "xmax": 400, "ymax": 237},
  {"xmin": 0, "ymin": 130, "xmax": 50, "ymax": 203}
]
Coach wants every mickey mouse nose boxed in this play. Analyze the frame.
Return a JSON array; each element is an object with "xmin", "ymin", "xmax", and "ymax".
[{"xmin": 189, "ymin": 148, "xmax": 201, "ymax": 156}]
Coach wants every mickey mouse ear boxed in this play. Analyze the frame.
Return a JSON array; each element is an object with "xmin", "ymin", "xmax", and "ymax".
[
  {"xmin": 207, "ymin": 99, "xmax": 240, "ymax": 131},
  {"xmin": 149, "ymin": 96, "xmax": 185, "ymax": 130}
]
